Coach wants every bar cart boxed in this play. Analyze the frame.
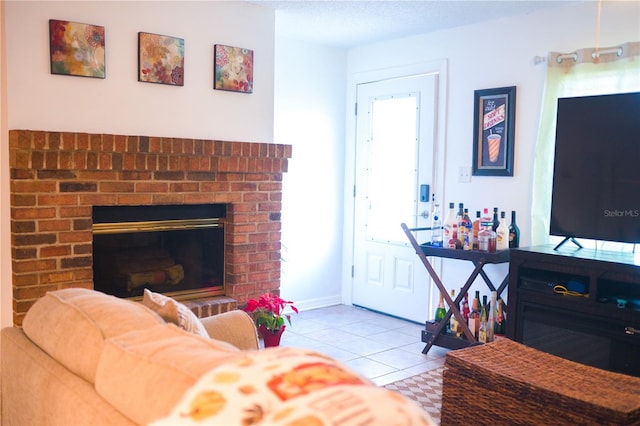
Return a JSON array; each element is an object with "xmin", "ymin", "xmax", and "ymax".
[{"xmin": 401, "ymin": 223, "xmax": 510, "ymax": 354}]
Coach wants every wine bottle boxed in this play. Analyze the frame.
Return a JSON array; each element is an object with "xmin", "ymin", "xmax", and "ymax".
[
  {"xmin": 468, "ymin": 290, "xmax": 481, "ymax": 340},
  {"xmin": 443, "ymin": 202, "xmax": 456, "ymax": 242},
  {"xmin": 435, "ymin": 293, "xmax": 446, "ymax": 323},
  {"xmin": 494, "ymin": 298, "xmax": 506, "ymax": 337},
  {"xmin": 449, "ymin": 289, "xmax": 458, "ymax": 335},
  {"xmin": 431, "ymin": 203, "xmax": 443, "ymax": 247},
  {"xmin": 492, "ymin": 207, "xmax": 500, "ymax": 231},
  {"xmin": 478, "ymin": 297, "xmax": 488, "ymax": 343},
  {"xmin": 462, "ymin": 291, "xmax": 470, "ymax": 330},
  {"xmin": 487, "ymin": 291, "xmax": 497, "ymax": 342},
  {"xmin": 496, "ymin": 211, "xmax": 509, "ymax": 250},
  {"xmin": 508, "ymin": 210, "xmax": 520, "ymax": 248}
]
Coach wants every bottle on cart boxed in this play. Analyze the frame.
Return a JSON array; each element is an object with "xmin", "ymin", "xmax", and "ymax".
[
  {"xmin": 492, "ymin": 207, "xmax": 500, "ymax": 232},
  {"xmin": 431, "ymin": 203, "xmax": 443, "ymax": 247},
  {"xmin": 468, "ymin": 290, "xmax": 481, "ymax": 340},
  {"xmin": 462, "ymin": 291, "xmax": 470, "ymax": 328},
  {"xmin": 435, "ymin": 293, "xmax": 446, "ymax": 323},
  {"xmin": 487, "ymin": 291, "xmax": 497, "ymax": 342},
  {"xmin": 478, "ymin": 214, "xmax": 496, "ymax": 253},
  {"xmin": 456, "ymin": 203, "xmax": 465, "ymax": 247},
  {"xmin": 443, "ymin": 203, "xmax": 456, "ymax": 243},
  {"xmin": 508, "ymin": 210, "xmax": 520, "ymax": 248},
  {"xmin": 472, "ymin": 211, "xmax": 481, "ymax": 250},
  {"xmin": 496, "ymin": 211, "xmax": 509, "ymax": 250},
  {"xmin": 448, "ymin": 289, "xmax": 458, "ymax": 335},
  {"xmin": 461, "ymin": 208, "xmax": 472, "ymax": 250},
  {"xmin": 448, "ymin": 224, "xmax": 461, "ymax": 249},
  {"xmin": 478, "ymin": 297, "xmax": 488, "ymax": 343},
  {"xmin": 494, "ymin": 298, "xmax": 506, "ymax": 337}
]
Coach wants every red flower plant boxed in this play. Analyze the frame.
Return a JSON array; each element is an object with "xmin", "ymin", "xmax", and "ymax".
[{"xmin": 243, "ymin": 293, "xmax": 298, "ymax": 332}]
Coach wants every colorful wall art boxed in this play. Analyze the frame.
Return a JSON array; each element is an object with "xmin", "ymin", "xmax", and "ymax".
[
  {"xmin": 49, "ymin": 19, "xmax": 106, "ymax": 78},
  {"xmin": 138, "ymin": 32, "xmax": 184, "ymax": 86},
  {"xmin": 214, "ymin": 44, "xmax": 253, "ymax": 93}
]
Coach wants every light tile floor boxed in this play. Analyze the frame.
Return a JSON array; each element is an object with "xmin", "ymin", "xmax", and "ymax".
[{"xmin": 277, "ymin": 304, "xmax": 449, "ymax": 386}]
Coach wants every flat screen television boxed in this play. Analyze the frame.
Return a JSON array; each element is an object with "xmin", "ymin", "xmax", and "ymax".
[{"xmin": 550, "ymin": 91, "xmax": 640, "ymax": 248}]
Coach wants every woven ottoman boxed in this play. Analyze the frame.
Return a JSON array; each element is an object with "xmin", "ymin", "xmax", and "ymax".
[{"xmin": 441, "ymin": 339, "xmax": 640, "ymax": 425}]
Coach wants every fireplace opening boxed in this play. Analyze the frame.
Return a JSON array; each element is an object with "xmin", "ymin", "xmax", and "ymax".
[{"xmin": 92, "ymin": 204, "xmax": 226, "ymax": 299}]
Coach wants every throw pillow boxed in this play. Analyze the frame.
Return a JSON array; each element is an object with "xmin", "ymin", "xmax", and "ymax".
[{"xmin": 142, "ymin": 289, "xmax": 209, "ymax": 337}]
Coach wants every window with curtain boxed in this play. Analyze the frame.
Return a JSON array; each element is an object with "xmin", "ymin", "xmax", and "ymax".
[{"xmin": 531, "ymin": 41, "xmax": 640, "ymax": 252}]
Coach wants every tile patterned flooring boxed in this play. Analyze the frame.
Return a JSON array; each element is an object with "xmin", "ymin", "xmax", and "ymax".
[{"xmin": 277, "ymin": 304, "xmax": 449, "ymax": 386}]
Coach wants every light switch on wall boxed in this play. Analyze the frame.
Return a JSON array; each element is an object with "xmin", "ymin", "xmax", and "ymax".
[{"xmin": 458, "ymin": 166, "xmax": 471, "ymax": 183}]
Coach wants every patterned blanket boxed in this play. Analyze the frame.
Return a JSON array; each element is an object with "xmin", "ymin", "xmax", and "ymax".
[{"xmin": 151, "ymin": 346, "xmax": 434, "ymax": 425}]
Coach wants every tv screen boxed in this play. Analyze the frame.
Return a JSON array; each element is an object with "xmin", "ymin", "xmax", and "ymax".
[{"xmin": 550, "ymin": 91, "xmax": 640, "ymax": 245}]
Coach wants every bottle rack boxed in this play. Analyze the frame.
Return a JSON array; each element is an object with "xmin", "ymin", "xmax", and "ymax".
[{"xmin": 401, "ymin": 223, "xmax": 510, "ymax": 354}]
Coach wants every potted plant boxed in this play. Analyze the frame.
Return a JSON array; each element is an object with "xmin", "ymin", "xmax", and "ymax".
[{"xmin": 243, "ymin": 293, "xmax": 298, "ymax": 347}]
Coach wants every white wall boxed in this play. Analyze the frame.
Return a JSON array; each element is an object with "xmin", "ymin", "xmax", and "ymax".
[
  {"xmin": 1, "ymin": 1, "xmax": 276, "ymax": 328},
  {"xmin": 274, "ymin": 36, "xmax": 347, "ymax": 309},
  {"xmin": 5, "ymin": 1, "xmax": 275, "ymax": 141},
  {"xmin": 343, "ymin": 1, "xmax": 640, "ymax": 312}
]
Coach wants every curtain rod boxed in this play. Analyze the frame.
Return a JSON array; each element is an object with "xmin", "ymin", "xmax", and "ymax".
[{"xmin": 533, "ymin": 45, "xmax": 623, "ymax": 65}]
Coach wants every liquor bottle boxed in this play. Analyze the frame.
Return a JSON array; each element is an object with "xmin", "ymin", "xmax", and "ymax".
[
  {"xmin": 478, "ymin": 297, "xmax": 488, "ymax": 343},
  {"xmin": 494, "ymin": 298, "xmax": 506, "ymax": 337},
  {"xmin": 431, "ymin": 203, "xmax": 443, "ymax": 247},
  {"xmin": 478, "ymin": 215, "xmax": 495, "ymax": 253},
  {"xmin": 492, "ymin": 207, "xmax": 500, "ymax": 231},
  {"xmin": 443, "ymin": 203, "xmax": 456, "ymax": 243},
  {"xmin": 471, "ymin": 211, "xmax": 481, "ymax": 250},
  {"xmin": 461, "ymin": 208, "xmax": 472, "ymax": 250},
  {"xmin": 456, "ymin": 203, "xmax": 465, "ymax": 246},
  {"xmin": 496, "ymin": 211, "xmax": 509, "ymax": 250},
  {"xmin": 448, "ymin": 224, "xmax": 459, "ymax": 249},
  {"xmin": 468, "ymin": 290, "xmax": 481, "ymax": 340},
  {"xmin": 462, "ymin": 291, "xmax": 470, "ymax": 329},
  {"xmin": 435, "ymin": 293, "xmax": 446, "ymax": 323},
  {"xmin": 449, "ymin": 289, "xmax": 458, "ymax": 336},
  {"xmin": 487, "ymin": 291, "xmax": 497, "ymax": 342},
  {"xmin": 508, "ymin": 210, "xmax": 520, "ymax": 249}
]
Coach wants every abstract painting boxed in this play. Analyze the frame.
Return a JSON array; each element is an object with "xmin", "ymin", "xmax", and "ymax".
[
  {"xmin": 49, "ymin": 19, "xmax": 105, "ymax": 78},
  {"xmin": 138, "ymin": 32, "xmax": 184, "ymax": 86},
  {"xmin": 214, "ymin": 44, "xmax": 253, "ymax": 93}
]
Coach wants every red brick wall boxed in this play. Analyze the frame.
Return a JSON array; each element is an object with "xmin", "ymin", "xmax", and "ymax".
[{"xmin": 8, "ymin": 130, "xmax": 292, "ymax": 326}]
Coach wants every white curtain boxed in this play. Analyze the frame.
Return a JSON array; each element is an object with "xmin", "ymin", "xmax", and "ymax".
[{"xmin": 530, "ymin": 41, "xmax": 640, "ymax": 251}]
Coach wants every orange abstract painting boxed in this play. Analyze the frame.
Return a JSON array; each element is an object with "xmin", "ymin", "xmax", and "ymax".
[{"xmin": 49, "ymin": 19, "xmax": 105, "ymax": 78}]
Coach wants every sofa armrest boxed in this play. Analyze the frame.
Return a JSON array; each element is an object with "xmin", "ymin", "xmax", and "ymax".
[{"xmin": 200, "ymin": 310, "xmax": 259, "ymax": 350}]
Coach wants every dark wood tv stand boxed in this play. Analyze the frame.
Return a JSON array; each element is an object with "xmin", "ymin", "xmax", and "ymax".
[{"xmin": 507, "ymin": 245, "xmax": 640, "ymax": 377}]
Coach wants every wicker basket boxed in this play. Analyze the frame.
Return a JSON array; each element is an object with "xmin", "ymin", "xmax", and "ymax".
[{"xmin": 441, "ymin": 339, "xmax": 640, "ymax": 425}]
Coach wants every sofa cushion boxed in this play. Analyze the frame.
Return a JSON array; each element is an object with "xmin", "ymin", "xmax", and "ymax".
[
  {"xmin": 142, "ymin": 289, "xmax": 209, "ymax": 337},
  {"xmin": 22, "ymin": 288, "xmax": 163, "ymax": 384},
  {"xmin": 95, "ymin": 323, "xmax": 242, "ymax": 425}
]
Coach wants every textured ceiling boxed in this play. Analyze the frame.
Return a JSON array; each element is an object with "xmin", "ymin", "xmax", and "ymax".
[{"xmin": 251, "ymin": 0, "xmax": 582, "ymax": 48}]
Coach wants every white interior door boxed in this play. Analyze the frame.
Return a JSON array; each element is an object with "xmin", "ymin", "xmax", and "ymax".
[{"xmin": 352, "ymin": 73, "xmax": 439, "ymax": 323}]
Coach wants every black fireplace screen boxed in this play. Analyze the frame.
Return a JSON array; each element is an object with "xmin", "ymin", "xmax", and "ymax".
[{"xmin": 92, "ymin": 204, "xmax": 225, "ymax": 299}]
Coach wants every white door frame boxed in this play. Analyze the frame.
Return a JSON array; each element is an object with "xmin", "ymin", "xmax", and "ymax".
[{"xmin": 342, "ymin": 59, "xmax": 448, "ymax": 310}]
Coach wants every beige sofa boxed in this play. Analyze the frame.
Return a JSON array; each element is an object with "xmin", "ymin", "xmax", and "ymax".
[
  {"xmin": 1, "ymin": 288, "xmax": 260, "ymax": 425},
  {"xmin": 2, "ymin": 288, "xmax": 433, "ymax": 426}
]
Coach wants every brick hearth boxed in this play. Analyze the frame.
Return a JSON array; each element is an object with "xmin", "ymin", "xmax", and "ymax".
[{"xmin": 9, "ymin": 130, "xmax": 292, "ymax": 326}]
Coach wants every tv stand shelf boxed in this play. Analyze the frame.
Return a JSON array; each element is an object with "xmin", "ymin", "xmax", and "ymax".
[{"xmin": 507, "ymin": 245, "xmax": 640, "ymax": 377}]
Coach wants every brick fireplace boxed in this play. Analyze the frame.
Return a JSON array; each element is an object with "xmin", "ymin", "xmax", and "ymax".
[{"xmin": 8, "ymin": 130, "xmax": 292, "ymax": 326}]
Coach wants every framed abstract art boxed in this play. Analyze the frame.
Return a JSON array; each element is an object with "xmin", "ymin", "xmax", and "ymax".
[
  {"xmin": 214, "ymin": 44, "xmax": 253, "ymax": 93},
  {"xmin": 49, "ymin": 19, "xmax": 105, "ymax": 78},
  {"xmin": 138, "ymin": 32, "xmax": 184, "ymax": 86}
]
